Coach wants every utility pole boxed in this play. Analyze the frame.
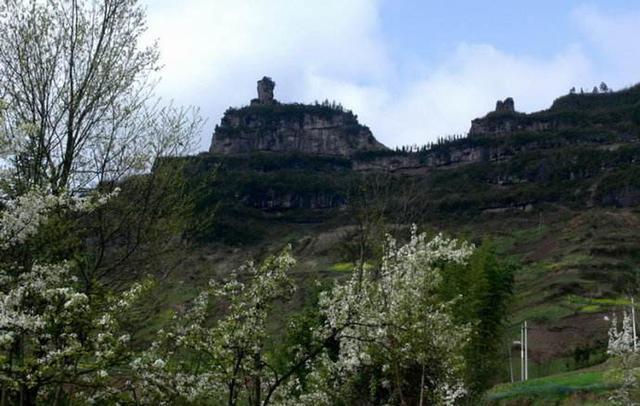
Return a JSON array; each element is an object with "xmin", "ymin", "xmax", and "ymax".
[
  {"xmin": 508, "ymin": 345, "xmax": 514, "ymax": 383},
  {"xmin": 520, "ymin": 321, "xmax": 528, "ymax": 381},
  {"xmin": 524, "ymin": 320, "xmax": 528, "ymax": 380},
  {"xmin": 520, "ymin": 323, "xmax": 524, "ymax": 381},
  {"xmin": 632, "ymin": 297, "xmax": 637, "ymax": 352},
  {"xmin": 538, "ymin": 211, "xmax": 543, "ymax": 232}
]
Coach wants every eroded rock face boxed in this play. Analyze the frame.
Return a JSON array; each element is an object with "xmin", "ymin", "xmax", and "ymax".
[
  {"xmin": 210, "ymin": 77, "xmax": 387, "ymax": 156},
  {"xmin": 495, "ymin": 97, "xmax": 515, "ymax": 113},
  {"xmin": 210, "ymin": 106, "xmax": 386, "ymax": 156},
  {"xmin": 469, "ymin": 116, "xmax": 554, "ymax": 137},
  {"xmin": 469, "ymin": 96, "xmax": 558, "ymax": 137},
  {"xmin": 252, "ymin": 77, "xmax": 276, "ymax": 106}
]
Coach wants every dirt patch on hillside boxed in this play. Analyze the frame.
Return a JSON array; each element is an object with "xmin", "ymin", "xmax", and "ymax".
[{"xmin": 527, "ymin": 312, "xmax": 609, "ymax": 363}]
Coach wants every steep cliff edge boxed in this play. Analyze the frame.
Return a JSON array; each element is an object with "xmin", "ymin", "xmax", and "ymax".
[
  {"xmin": 209, "ymin": 77, "xmax": 387, "ymax": 156},
  {"xmin": 469, "ymin": 84, "xmax": 640, "ymax": 137}
]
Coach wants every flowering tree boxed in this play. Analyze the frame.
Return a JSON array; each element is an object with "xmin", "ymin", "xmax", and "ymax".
[
  {"xmin": 0, "ymin": 1, "xmax": 200, "ymax": 403},
  {"xmin": 119, "ymin": 248, "xmax": 297, "ymax": 405},
  {"xmin": 607, "ymin": 311, "xmax": 640, "ymax": 405},
  {"xmin": 286, "ymin": 228, "xmax": 474, "ymax": 405},
  {"xmin": 0, "ymin": 171, "xmax": 153, "ymax": 404},
  {"xmin": 608, "ymin": 312, "xmax": 636, "ymax": 357}
]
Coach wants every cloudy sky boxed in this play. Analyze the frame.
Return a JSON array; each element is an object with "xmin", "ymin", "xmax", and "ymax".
[{"xmin": 143, "ymin": 0, "xmax": 640, "ymax": 150}]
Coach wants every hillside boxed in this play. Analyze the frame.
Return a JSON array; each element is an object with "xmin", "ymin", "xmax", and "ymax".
[{"xmin": 157, "ymin": 82, "xmax": 640, "ymax": 386}]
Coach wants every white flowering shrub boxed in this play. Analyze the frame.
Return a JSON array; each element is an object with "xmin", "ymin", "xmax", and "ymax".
[
  {"xmin": 607, "ymin": 311, "xmax": 640, "ymax": 405},
  {"xmin": 118, "ymin": 247, "xmax": 297, "ymax": 405},
  {"xmin": 0, "ymin": 180, "xmax": 151, "ymax": 404},
  {"xmin": 289, "ymin": 227, "xmax": 474, "ymax": 405},
  {"xmin": 608, "ymin": 312, "xmax": 636, "ymax": 357}
]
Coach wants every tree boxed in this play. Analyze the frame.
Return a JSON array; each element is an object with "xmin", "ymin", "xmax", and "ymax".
[
  {"xmin": 343, "ymin": 173, "xmax": 424, "ymax": 280},
  {"xmin": 600, "ymin": 82, "xmax": 610, "ymax": 93},
  {"xmin": 0, "ymin": 141, "xmax": 154, "ymax": 404},
  {"xmin": 440, "ymin": 242, "xmax": 515, "ymax": 396},
  {"xmin": 0, "ymin": 0, "xmax": 201, "ymax": 290},
  {"xmin": 0, "ymin": 0, "xmax": 199, "ymax": 195},
  {"xmin": 295, "ymin": 228, "xmax": 475, "ymax": 405},
  {"xmin": 0, "ymin": 1, "xmax": 201, "ymax": 403},
  {"xmin": 122, "ymin": 248, "xmax": 298, "ymax": 405}
]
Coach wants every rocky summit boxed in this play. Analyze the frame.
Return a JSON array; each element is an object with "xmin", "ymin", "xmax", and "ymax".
[{"xmin": 209, "ymin": 77, "xmax": 387, "ymax": 157}]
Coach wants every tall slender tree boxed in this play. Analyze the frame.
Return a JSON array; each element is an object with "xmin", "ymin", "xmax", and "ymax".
[{"xmin": 0, "ymin": 0, "xmax": 199, "ymax": 195}]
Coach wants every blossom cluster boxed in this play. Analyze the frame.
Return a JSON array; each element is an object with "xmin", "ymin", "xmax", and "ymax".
[
  {"xmin": 0, "ymin": 187, "xmax": 120, "ymax": 249},
  {"xmin": 608, "ymin": 311, "xmax": 636, "ymax": 357},
  {"xmin": 120, "ymin": 247, "xmax": 297, "ymax": 404},
  {"xmin": 297, "ymin": 227, "xmax": 474, "ymax": 405}
]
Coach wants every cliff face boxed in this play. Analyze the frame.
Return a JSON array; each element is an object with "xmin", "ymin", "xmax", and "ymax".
[
  {"xmin": 209, "ymin": 77, "xmax": 387, "ymax": 157},
  {"xmin": 210, "ymin": 104, "xmax": 386, "ymax": 156},
  {"xmin": 469, "ymin": 85, "xmax": 640, "ymax": 138},
  {"xmin": 192, "ymin": 80, "xmax": 640, "ymax": 213},
  {"xmin": 468, "ymin": 97, "xmax": 556, "ymax": 137},
  {"xmin": 469, "ymin": 113, "xmax": 555, "ymax": 137}
]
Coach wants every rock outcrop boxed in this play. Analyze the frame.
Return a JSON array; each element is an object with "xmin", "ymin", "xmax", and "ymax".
[
  {"xmin": 210, "ymin": 77, "xmax": 387, "ymax": 157},
  {"xmin": 469, "ymin": 97, "xmax": 556, "ymax": 137},
  {"xmin": 495, "ymin": 97, "xmax": 515, "ymax": 113},
  {"xmin": 251, "ymin": 76, "xmax": 277, "ymax": 106}
]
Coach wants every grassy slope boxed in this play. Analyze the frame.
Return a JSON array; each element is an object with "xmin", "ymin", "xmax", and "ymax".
[
  {"xmin": 485, "ymin": 367, "xmax": 615, "ymax": 405},
  {"xmin": 136, "ymin": 204, "xmax": 640, "ymax": 368}
]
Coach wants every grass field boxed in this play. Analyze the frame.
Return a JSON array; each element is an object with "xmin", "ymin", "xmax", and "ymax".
[{"xmin": 485, "ymin": 367, "xmax": 617, "ymax": 405}]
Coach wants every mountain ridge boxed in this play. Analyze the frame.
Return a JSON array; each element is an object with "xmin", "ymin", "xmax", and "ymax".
[{"xmin": 163, "ymin": 80, "xmax": 640, "ymax": 380}]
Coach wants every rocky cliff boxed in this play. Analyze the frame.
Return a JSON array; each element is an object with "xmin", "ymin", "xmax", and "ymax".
[
  {"xmin": 469, "ymin": 86, "xmax": 640, "ymax": 138},
  {"xmin": 469, "ymin": 97, "xmax": 555, "ymax": 137},
  {"xmin": 209, "ymin": 77, "xmax": 387, "ymax": 157}
]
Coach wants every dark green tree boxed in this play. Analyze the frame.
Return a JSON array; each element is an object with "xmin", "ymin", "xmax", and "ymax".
[{"xmin": 440, "ymin": 242, "xmax": 516, "ymax": 398}]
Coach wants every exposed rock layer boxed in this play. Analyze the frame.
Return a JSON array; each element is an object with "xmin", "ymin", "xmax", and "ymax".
[
  {"xmin": 210, "ymin": 104, "xmax": 387, "ymax": 156},
  {"xmin": 210, "ymin": 77, "xmax": 387, "ymax": 156}
]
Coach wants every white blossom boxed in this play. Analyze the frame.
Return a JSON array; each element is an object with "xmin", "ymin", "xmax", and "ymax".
[{"xmin": 293, "ymin": 226, "xmax": 473, "ymax": 404}]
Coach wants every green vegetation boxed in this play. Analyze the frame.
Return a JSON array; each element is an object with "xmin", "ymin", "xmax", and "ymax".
[
  {"xmin": 219, "ymin": 102, "xmax": 369, "ymax": 138},
  {"xmin": 485, "ymin": 368, "xmax": 615, "ymax": 404}
]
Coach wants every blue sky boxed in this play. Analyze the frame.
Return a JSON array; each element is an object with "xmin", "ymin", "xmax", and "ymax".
[
  {"xmin": 144, "ymin": 0, "xmax": 640, "ymax": 150},
  {"xmin": 380, "ymin": 1, "xmax": 635, "ymax": 70}
]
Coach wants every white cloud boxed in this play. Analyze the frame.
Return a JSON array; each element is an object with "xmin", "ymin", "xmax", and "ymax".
[
  {"xmin": 144, "ymin": 0, "xmax": 390, "ymax": 150},
  {"xmin": 302, "ymin": 43, "xmax": 593, "ymax": 146},
  {"xmin": 143, "ymin": 1, "xmax": 638, "ymax": 150}
]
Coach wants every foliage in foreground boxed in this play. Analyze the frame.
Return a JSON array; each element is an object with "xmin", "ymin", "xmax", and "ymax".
[
  {"xmin": 0, "ymin": 176, "xmax": 490, "ymax": 405},
  {"xmin": 108, "ymin": 229, "xmax": 476, "ymax": 405}
]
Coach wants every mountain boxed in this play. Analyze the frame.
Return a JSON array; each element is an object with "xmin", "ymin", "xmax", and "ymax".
[
  {"xmin": 163, "ymin": 79, "xmax": 640, "ymax": 382},
  {"xmin": 209, "ymin": 77, "xmax": 386, "ymax": 156}
]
